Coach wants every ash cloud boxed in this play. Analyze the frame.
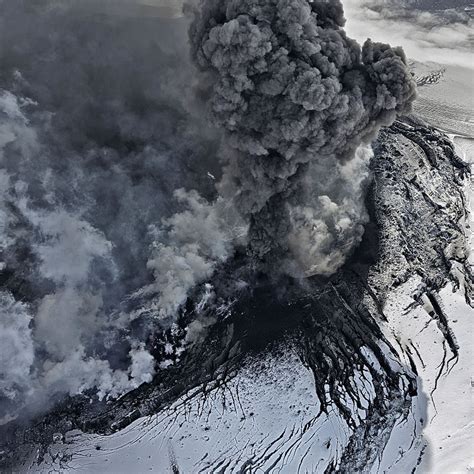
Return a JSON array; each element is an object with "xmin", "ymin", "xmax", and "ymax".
[
  {"xmin": 0, "ymin": 0, "xmax": 218, "ymax": 419},
  {"xmin": 0, "ymin": 0, "xmax": 415, "ymax": 420},
  {"xmin": 187, "ymin": 0, "xmax": 416, "ymax": 275}
]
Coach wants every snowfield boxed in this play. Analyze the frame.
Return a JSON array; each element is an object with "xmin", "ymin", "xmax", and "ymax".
[
  {"xmin": 30, "ymin": 349, "xmax": 354, "ymax": 472},
  {"xmin": 383, "ymin": 279, "xmax": 474, "ymax": 474},
  {"xmin": 23, "ymin": 277, "xmax": 473, "ymax": 473}
]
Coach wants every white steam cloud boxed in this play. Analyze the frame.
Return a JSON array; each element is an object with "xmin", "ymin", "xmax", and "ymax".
[{"xmin": 132, "ymin": 189, "xmax": 247, "ymax": 319}]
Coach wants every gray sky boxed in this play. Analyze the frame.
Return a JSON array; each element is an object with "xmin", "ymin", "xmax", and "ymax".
[
  {"xmin": 343, "ymin": 0, "xmax": 473, "ymax": 68},
  {"xmin": 112, "ymin": 0, "xmax": 473, "ymax": 68}
]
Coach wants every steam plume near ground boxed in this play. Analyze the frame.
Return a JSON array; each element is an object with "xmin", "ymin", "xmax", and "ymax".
[{"xmin": 0, "ymin": 0, "xmax": 415, "ymax": 421}]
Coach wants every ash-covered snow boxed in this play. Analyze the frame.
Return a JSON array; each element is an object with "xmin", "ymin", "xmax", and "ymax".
[
  {"xmin": 20, "ymin": 348, "xmax": 355, "ymax": 472},
  {"xmin": 23, "ymin": 281, "xmax": 473, "ymax": 473},
  {"xmin": 378, "ymin": 135, "xmax": 474, "ymax": 473}
]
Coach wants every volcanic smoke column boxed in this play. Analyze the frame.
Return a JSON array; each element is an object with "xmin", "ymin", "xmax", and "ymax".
[{"xmin": 188, "ymin": 0, "xmax": 416, "ymax": 276}]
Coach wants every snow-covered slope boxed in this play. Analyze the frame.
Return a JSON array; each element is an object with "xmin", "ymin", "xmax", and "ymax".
[
  {"xmin": 28, "ymin": 279, "xmax": 473, "ymax": 473},
  {"xmin": 22, "ymin": 349, "xmax": 355, "ymax": 472},
  {"xmin": 381, "ymin": 132, "xmax": 474, "ymax": 473},
  {"xmin": 412, "ymin": 62, "xmax": 474, "ymax": 137},
  {"xmin": 383, "ymin": 279, "xmax": 473, "ymax": 473}
]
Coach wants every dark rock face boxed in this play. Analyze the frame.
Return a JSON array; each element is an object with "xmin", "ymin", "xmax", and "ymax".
[
  {"xmin": 0, "ymin": 117, "xmax": 470, "ymax": 471},
  {"xmin": 373, "ymin": 118, "xmax": 471, "ymax": 300}
]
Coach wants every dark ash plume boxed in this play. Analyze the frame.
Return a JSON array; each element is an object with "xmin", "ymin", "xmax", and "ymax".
[{"xmin": 188, "ymin": 0, "xmax": 416, "ymax": 275}]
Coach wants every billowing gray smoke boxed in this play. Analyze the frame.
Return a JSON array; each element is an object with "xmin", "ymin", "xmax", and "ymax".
[
  {"xmin": 0, "ymin": 0, "xmax": 415, "ymax": 421},
  {"xmin": 0, "ymin": 0, "xmax": 220, "ymax": 420},
  {"xmin": 186, "ymin": 0, "xmax": 416, "ymax": 275}
]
